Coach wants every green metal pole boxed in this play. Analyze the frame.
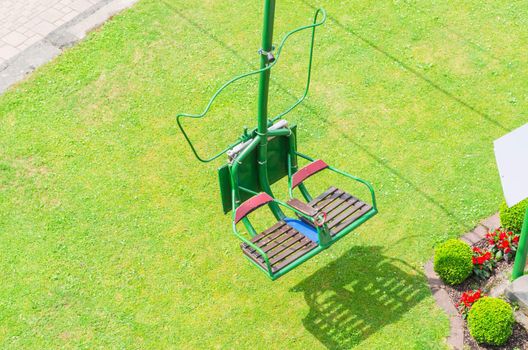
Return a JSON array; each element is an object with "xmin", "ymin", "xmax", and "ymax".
[
  {"xmin": 512, "ymin": 207, "xmax": 528, "ymax": 280},
  {"xmin": 258, "ymin": 0, "xmax": 274, "ymax": 134},
  {"xmin": 257, "ymin": 0, "xmax": 284, "ymax": 220}
]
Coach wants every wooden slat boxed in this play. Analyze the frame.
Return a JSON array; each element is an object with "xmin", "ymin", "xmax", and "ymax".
[
  {"xmin": 268, "ymin": 235, "xmax": 310, "ymax": 262},
  {"xmin": 263, "ymin": 230, "xmax": 303, "ymax": 257},
  {"xmin": 299, "ymin": 190, "xmax": 352, "ymax": 227},
  {"xmin": 242, "ymin": 250, "xmax": 268, "ymax": 270},
  {"xmin": 252, "ymin": 224, "xmax": 292, "ymax": 247},
  {"xmin": 298, "ymin": 187, "xmax": 374, "ymax": 236},
  {"xmin": 287, "ymin": 198, "xmax": 318, "ymax": 217},
  {"xmin": 314, "ymin": 190, "xmax": 346, "ymax": 211},
  {"xmin": 271, "ymin": 240, "xmax": 314, "ymax": 267},
  {"xmin": 240, "ymin": 222, "xmax": 318, "ymax": 273},
  {"xmin": 326, "ymin": 197, "xmax": 359, "ymax": 218},
  {"xmin": 327, "ymin": 200, "xmax": 364, "ymax": 229},
  {"xmin": 272, "ymin": 241, "xmax": 317, "ymax": 272},
  {"xmin": 310, "ymin": 186, "xmax": 338, "ymax": 206},
  {"xmin": 248, "ymin": 229, "xmax": 298, "ymax": 258},
  {"xmin": 242, "ymin": 238, "xmax": 316, "ymax": 272},
  {"xmin": 325, "ymin": 196, "xmax": 359, "ymax": 222},
  {"xmin": 251, "ymin": 220, "xmax": 290, "ymax": 245},
  {"xmin": 330, "ymin": 204, "xmax": 372, "ymax": 235},
  {"xmin": 253, "ymin": 221, "xmax": 288, "ymax": 243},
  {"xmin": 244, "ymin": 227, "xmax": 295, "ymax": 257},
  {"xmin": 319, "ymin": 192, "xmax": 352, "ymax": 214}
]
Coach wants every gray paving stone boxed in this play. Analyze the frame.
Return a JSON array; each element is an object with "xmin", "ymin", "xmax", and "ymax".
[
  {"xmin": 22, "ymin": 35, "xmax": 42, "ymax": 48},
  {"xmin": 3, "ymin": 31, "xmax": 27, "ymax": 47},
  {"xmin": 473, "ymin": 224, "xmax": 489, "ymax": 236},
  {"xmin": 42, "ymin": 8, "xmax": 64, "ymax": 23},
  {"xmin": 70, "ymin": 0, "xmax": 92, "ymax": 12},
  {"xmin": 33, "ymin": 20, "xmax": 56, "ymax": 36},
  {"xmin": 0, "ymin": 44, "xmax": 18, "ymax": 60},
  {"xmin": 481, "ymin": 213, "xmax": 501, "ymax": 231},
  {"xmin": 461, "ymin": 229, "xmax": 483, "ymax": 245}
]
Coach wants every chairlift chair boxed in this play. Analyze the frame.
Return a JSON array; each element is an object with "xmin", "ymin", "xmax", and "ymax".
[{"xmin": 176, "ymin": 1, "xmax": 378, "ymax": 280}]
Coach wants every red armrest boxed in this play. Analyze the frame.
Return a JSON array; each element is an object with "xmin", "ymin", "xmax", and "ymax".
[
  {"xmin": 234, "ymin": 193, "xmax": 274, "ymax": 224},
  {"xmin": 291, "ymin": 159, "xmax": 328, "ymax": 189},
  {"xmin": 287, "ymin": 198, "xmax": 318, "ymax": 217}
]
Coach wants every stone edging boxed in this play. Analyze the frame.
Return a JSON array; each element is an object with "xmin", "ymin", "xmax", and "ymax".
[{"xmin": 424, "ymin": 213, "xmax": 501, "ymax": 350}]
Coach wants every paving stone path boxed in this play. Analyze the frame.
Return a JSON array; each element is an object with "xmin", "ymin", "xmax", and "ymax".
[
  {"xmin": 0, "ymin": 0, "xmax": 103, "ymax": 66},
  {"xmin": 0, "ymin": 0, "xmax": 138, "ymax": 93}
]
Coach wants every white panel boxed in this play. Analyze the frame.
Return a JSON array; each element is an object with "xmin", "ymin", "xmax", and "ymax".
[{"xmin": 494, "ymin": 123, "xmax": 528, "ymax": 207}]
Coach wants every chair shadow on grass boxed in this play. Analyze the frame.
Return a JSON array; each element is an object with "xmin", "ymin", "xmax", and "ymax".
[{"xmin": 291, "ymin": 245, "xmax": 429, "ymax": 349}]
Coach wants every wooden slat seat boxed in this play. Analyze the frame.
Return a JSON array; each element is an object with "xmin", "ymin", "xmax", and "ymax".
[
  {"xmin": 241, "ymin": 221, "xmax": 318, "ymax": 273},
  {"xmin": 303, "ymin": 186, "xmax": 372, "ymax": 236}
]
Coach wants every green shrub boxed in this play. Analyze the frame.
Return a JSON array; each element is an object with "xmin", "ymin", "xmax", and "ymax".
[
  {"xmin": 467, "ymin": 297, "xmax": 514, "ymax": 346},
  {"xmin": 434, "ymin": 239, "xmax": 473, "ymax": 285},
  {"xmin": 500, "ymin": 199, "xmax": 528, "ymax": 233}
]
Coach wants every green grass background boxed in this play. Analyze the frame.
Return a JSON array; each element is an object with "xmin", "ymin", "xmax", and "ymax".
[{"xmin": 1, "ymin": 0, "xmax": 527, "ymax": 348}]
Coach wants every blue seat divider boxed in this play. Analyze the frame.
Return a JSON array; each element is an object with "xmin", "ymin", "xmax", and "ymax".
[{"xmin": 284, "ymin": 218, "xmax": 319, "ymax": 244}]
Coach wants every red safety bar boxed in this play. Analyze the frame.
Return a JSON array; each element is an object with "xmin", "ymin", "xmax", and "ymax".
[
  {"xmin": 291, "ymin": 159, "xmax": 329, "ymax": 189},
  {"xmin": 234, "ymin": 193, "xmax": 274, "ymax": 224}
]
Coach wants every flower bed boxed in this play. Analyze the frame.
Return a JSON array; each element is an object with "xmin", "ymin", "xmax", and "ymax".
[{"xmin": 443, "ymin": 237, "xmax": 528, "ymax": 349}]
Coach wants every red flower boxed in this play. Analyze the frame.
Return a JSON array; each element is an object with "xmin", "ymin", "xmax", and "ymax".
[
  {"xmin": 486, "ymin": 228, "xmax": 519, "ymax": 259},
  {"xmin": 458, "ymin": 289, "xmax": 484, "ymax": 318}
]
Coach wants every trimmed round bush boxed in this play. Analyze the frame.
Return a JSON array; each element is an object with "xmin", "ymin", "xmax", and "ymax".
[
  {"xmin": 500, "ymin": 199, "xmax": 528, "ymax": 233},
  {"xmin": 468, "ymin": 297, "xmax": 514, "ymax": 346},
  {"xmin": 433, "ymin": 239, "xmax": 473, "ymax": 285}
]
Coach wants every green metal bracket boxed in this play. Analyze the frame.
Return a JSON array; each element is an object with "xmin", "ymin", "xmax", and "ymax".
[{"xmin": 218, "ymin": 126, "xmax": 297, "ymax": 214}]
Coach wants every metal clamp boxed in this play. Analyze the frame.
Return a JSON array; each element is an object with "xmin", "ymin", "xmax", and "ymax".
[{"xmin": 258, "ymin": 47, "xmax": 276, "ymax": 63}]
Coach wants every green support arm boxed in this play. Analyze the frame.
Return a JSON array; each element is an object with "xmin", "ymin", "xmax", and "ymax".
[
  {"xmin": 176, "ymin": 9, "xmax": 326, "ymax": 163},
  {"xmin": 232, "ymin": 221, "xmax": 273, "ymax": 275},
  {"xmin": 327, "ymin": 165, "xmax": 378, "ymax": 212},
  {"xmin": 293, "ymin": 151, "xmax": 378, "ymax": 211},
  {"xmin": 512, "ymin": 207, "xmax": 528, "ymax": 279}
]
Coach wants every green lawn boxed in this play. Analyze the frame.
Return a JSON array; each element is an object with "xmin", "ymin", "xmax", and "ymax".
[{"xmin": 1, "ymin": 0, "xmax": 527, "ymax": 348}]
